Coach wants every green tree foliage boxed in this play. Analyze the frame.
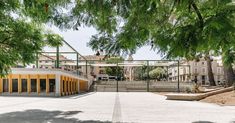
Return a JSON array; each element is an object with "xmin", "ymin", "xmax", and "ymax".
[
  {"xmin": 104, "ymin": 57, "xmax": 124, "ymax": 80},
  {"xmin": 16, "ymin": 0, "xmax": 235, "ymax": 86},
  {"xmin": 0, "ymin": 0, "xmax": 63, "ymax": 76},
  {"xmin": 149, "ymin": 67, "xmax": 167, "ymax": 81},
  {"xmin": 81, "ymin": 0, "xmax": 235, "ymax": 86}
]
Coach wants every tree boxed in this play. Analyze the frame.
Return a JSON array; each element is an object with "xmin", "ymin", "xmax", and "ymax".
[
  {"xmin": 0, "ymin": 0, "xmax": 64, "ymax": 76},
  {"xmin": 18, "ymin": 0, "xmax": 235, "ymax": 86},
  {"xmin": 204, "ymin": 55, "xmax": 216, "ymax": 86},
  {"xmin": 105, "ymin": 57, "xmax": 125, "ymax": 80},
  {"xmin": 149, "ymin": 67, "xmax": 167, "ymax": 81},
  {"xmin": 83, "ymin": 0, "xmax": 235, "ymax": 87}
]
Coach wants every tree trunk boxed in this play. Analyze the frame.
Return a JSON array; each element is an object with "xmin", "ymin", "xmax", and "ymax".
[
  {"xmin": 205, "ymin": 55, "xmax": 216, "ymax": 86},
  {"xmin": 223, "ymin": 62, "xmax": 235, "ymax": 87}
]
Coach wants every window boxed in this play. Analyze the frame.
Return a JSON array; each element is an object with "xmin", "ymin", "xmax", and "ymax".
[
  {"xmin": 183, "ymin": 68, "xmax": 186, "ymax": 73},
  {"xmin": 12, "ymin": 79, "xmax": 18, "ymax": 92},
  {"xmin": 40, "ymin": 79, "xmax": 46, "ymax": 92},
  {"xmin": 21, "ymin": 79, "xmax": 27, "ymax": 92},
  {"xmin": 31, "ymin": 79, "xmax": 37, "ymax": 92},
  {"xmin": 202, "ymin": 62, "xmax": 204, "ymax": 65},
  {"xmin": 202, "ymin": 68, "xmax": 205, "ymax": 73},
  {"xmin": 217, "ymin": 68, "xmax": 221, "ymax": 74},
  {"xmin": 3, "ymin": 79, "xmax": 9, "ymax": 92},
  {"xmin": 194, "ymin": 62, "xmax": 197, "ymax": 66},
  {"xmin": 49, "ymin": 79, "xmax": 55, "ymax": 92},
  {"xmin": 195, "ymin": 68, "xmax": 197, "ymax": 73}
]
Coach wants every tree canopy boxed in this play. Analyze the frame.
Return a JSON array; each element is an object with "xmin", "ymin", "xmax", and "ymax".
[
  {"xmin": 0, "ymin": 0, "xmax": 64, "ymax": 76},
  {"xmin": 2, "ymin": 0, "xmax": 235, "ymax": 86}
]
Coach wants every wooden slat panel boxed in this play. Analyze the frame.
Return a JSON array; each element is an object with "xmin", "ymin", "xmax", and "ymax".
[
  {"xmin": 79, "ymin": 80, "xmax": 88, "ymax": 92},
  {"xmin": 46, "ymin": 75, "xmax": 49, "ymax": 94},
  {"xmin": 0, "ymin": 78, "xmax": 2, "ymax": 93},
  {"xmin": 9, "ymin": 75, "xmax": 12, "ymax": 93},
  {"xmin": 27, "ymin": 75, "xmax": 31, "ymax": 94},
  {"xmin": 20, "ymin": 75, "xmax": 28, "ymax": 79},
  {"xmin": 30, "ymin": 74, "xmax": 37, "ymax": 78},
  {"xmin": 18, "ymin": 75, "xmax": 21, "ymax": 93},
  {"xmin": 12, "ymin": 74, "xmax": 19, "ymax": 79},
  {"xmin": 39, "ymin": 75, "xmax": 47, "ymax": 79},
  {"xmin": 48, "ymin": 74, "xmax": 55, "ymax": 79}
]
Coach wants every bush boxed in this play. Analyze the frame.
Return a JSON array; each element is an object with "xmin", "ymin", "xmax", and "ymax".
[
  {"xmin": 185, "ymin": 87, "xmax": 192, "ymax": 93},
  {"xmin": 192, "ymin": 84, "xmax": 200, "ymax": 93}
]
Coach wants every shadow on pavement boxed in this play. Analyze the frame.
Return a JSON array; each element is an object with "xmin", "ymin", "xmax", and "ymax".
[
  {"xmin": 0, "ymin": 109, "xmax": 111, "ymax": 123},
  {"xmin": 192, "ymin": 121, "xmax": 215, "ymax": 123}
]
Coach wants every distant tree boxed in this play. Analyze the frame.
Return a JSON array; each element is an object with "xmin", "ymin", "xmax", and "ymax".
[
  {"xmin": 149, "ymin": 67, "xmax": 167, "ymax": 81},
  {"xmin": 104, "ymin": 57, "xmax": 124, "ymax": 80}
]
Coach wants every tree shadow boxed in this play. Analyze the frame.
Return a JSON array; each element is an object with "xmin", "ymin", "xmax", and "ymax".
[
  {"xmin": 0, "ymin": 109, "xmax": 111, "ymax": 123},
  {"xmin": 192, "ymin": 121, "xmax": 215, "ymax": 123}
]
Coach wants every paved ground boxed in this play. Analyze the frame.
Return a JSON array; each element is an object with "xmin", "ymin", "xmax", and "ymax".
[{"xmin": 0, "ymin": 92, "xmax": 235, "ymax": 123}]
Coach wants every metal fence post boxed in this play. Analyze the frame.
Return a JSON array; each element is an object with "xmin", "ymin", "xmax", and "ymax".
[
  {"xmin": 147, "ymin": 60, "xmax": 150, "ymax": 92},
  {"xmin": 189, "ymin": 65, "xmax": 191, "ymax": 81},
  {"xmin": 166, "ymin": 66, "xmax": 169, "ymax": 81},
  {"xmin": 85, "ymin": 60, "xmax": 88, "ymax": 77},
  {"xmin": 76, "ymin": 53, "xmax": 79, "ymax": 75},
  {"xmin": 177, "ymin": 60, "xmax": 180, "ymax": 92},
  {"xmin": 56, "ymin": 46, "xmax": 59, "ymax": 68},
  {"xmin": 36, "ymin": 53, "xmax": 39, "ymax": 68},
  {"xmin": 116, "ymin": 62, "xmax": 119, "ymax": 92}
]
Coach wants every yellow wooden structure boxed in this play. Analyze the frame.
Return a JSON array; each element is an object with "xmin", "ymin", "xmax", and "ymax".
[{"xmin": 0, "ymin": 69, "xmax": 89, "ymax": 97}]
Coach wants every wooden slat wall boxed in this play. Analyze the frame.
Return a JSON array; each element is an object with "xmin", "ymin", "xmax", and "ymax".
[{"xmin": 0, "ymin": 73, "xmax": 87, "ymax": 96}]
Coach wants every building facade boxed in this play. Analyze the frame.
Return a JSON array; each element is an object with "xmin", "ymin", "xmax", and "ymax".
[{"xmin": 168, "ymin": 58, "xmax": 224, "ymax": 85}]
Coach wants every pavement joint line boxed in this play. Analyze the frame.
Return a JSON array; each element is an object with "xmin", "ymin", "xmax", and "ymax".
[{"xmin": 112, "ymin": 93, "xmax": 123, "ymax": 123}]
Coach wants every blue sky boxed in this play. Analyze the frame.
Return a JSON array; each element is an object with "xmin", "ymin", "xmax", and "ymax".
[{"xmin": 48, "ymin": 26, "xmax": 162, "ymax": 60}]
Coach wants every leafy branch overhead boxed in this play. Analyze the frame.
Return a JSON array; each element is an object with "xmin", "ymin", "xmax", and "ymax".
[
  {"xmin": 0, "ymin": 0, "xmax": 64, "ymax": 76},
  {"xmin": 1, "ymin": 0, "xmax": 235, "ymax": 86}
]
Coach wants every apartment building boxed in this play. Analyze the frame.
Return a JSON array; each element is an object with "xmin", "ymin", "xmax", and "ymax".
[
  {"xmin": 38, "ymin": 55, "xmax": 77, "ymax": 72},
  {"xmin": 168, "ymin": 58, "xmax": 224, "ymax": 85}
]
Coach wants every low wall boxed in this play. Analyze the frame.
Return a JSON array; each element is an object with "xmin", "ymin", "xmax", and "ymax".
[
  {"xmin": 95, "ymin": 81, "xmax": 194, "ymax": 92},
  {"xmin": 166, "ymin": 87, "xmax": 234, "ymax": 101}
]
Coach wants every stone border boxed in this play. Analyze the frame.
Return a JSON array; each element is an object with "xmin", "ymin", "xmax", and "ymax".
[{"xmin": 166, "ymin": 87, "xmax": 234, "ymax": 101}]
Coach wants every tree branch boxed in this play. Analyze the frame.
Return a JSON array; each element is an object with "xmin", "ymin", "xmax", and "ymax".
[{"xmin": 191, "ymin": 2, "xmax": 204, "ymax": 29}]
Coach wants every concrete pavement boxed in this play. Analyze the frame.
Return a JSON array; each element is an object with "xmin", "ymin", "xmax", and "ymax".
[{"xmin": 0, "ymin": 92, "xmax": 234, "ymax": 123}]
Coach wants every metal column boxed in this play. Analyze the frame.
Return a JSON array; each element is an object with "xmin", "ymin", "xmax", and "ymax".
[
  {"xmin": 85, "ymin": 60, "xmax": 88, "ymax": 77},
  {"xmin": 76, "ymin": 53, "xmax": 79, "ymax": 75},
  {"xmin": 116, "ymin": 62, "xmax": 119, "ymax": 92},
  {"xmin": 56, "ymin": 46, "xmax": 60, "ymax": 68},
  {"xmin": 147, "ymin": 61, "xmax": 150, "ymax": 92},
  {"xmin": 36, "ymin": 53, "xmax": 39, "ymax": 68},
  {"xmin": 177, "ymin": 60, "xmax": 180, "ymax": 92}
]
